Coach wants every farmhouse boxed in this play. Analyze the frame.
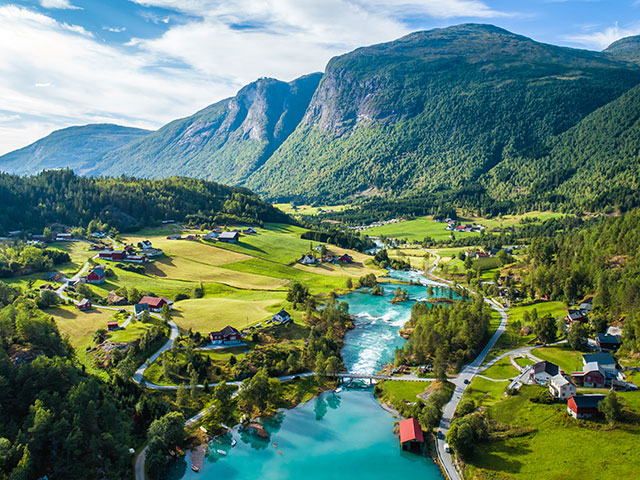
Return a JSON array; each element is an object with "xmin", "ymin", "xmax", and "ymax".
[
  {"xmin": 86, "ymin": 267, "xmax": 106, "ymax": 284},
  {"xmin": 76, "ymin": 298, "xmax": 92, "ymax": 311},
  {"xmin": 572, "ymin": 362, "xmax": 606, "ymax": 388},
  {"xmin": 567, "ymin": 309, "xmax": 587, "ymax": 324},
  {"xmin": 140, "ymin": 240, "xmax": 153, "ymax": 249},
  {"xmin": 219, "ymin": 231, "xmax": 240, "ymax": 243},
  {"xmin": 528, "ymin": 361, "xmax": 560, "ymax": 385},
  {"xmin": 272, "ymin": 309, "xmax": 292, "ymax": 324},
  {"xmin": 56, "ymin": 233, "xmax": 73, "ymax": 241},
  {"xmin": 582, "ymin": 353, "xmax": 622, "ymax": 382},
  {"xmin": 209, "ymin": 326, "xmax": 242, "ymax": 345},
  {"xmin": 579, "ymin": 296, "xmax": 594, "ymax": 313},
  {"xmin": 399, "ymin": 418, "xmax": 424, "ymax": 453},
  {"xmin": 138, "ymin": 296, "xmax": 172, "ymax": 312},
  {"xmin": 298, "ymin": 254, "xmax": 318, "ymax": 265},
  {"xmin": 122, "ymin": 255, "xmax": 146, "ymax": 263},
  {"xmin": 45, "ymin": 272, "xmax": 62, "ymax": 282},
  {"xmin": 243, "ymin": 227, "xmax": 257, "ymax": 234},
  {"xmin": 567, "ymin": 395, "xmax": 606, "ymax": 420},
  {"xmin": 107, "ymin": 320, "xmax": 119, "ymax": 331},
  {"xmin": 203, "ymin": 231, "xmax": 219, "ymax": 240},
  {"xmin": 549, "ymin": 373, "xmax": 576, "ymax": 400},
  {"xmin": 596, "ymin": 333, "xmax": 620, "ymax": 352},
  {"xmin": 338, "ymin": 254, "xmax": 353, "ymax": 263},
  {"xmin": 99, "ymin": 250, "xmax": 126, "ymax": 261}
]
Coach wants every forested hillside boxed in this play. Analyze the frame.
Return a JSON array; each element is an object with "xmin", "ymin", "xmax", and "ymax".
[
  {"xmin": 0, "ymin": 170, "xmax": 290, "ymax": 235},
  {"xmin": 0, "ymin": 124, "xmax": 149, "ymax": 175},
  {"xmin": 3, "ymin": 25, "xmax": 640, "ymax": 214},
  {"xmin": 246, "ymin": 24, "xmax": 640, "ymax": 202}
]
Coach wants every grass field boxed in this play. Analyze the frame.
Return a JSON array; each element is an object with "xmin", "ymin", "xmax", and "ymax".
[
  {"xmin": 273, "ymin": 203, "xmax": 348, "ymax": 216},
  {"xmin": 87, "ymin": 268, "xmax": 196, "ymax": 299},
  {"xmin": 508, "ymin": 301, "xmax": 567, "ymax": 323},
  {"xmin": 366, "ymin": 216, "xmax": 479, "ymax": 242},
  {"xmin": 377, "ymin": 381, "xmax": 429, "ymax": 406},
  {"xmin": 463, "ymin": 376, "xmax": 509, "ymax": 408},
  {"xmin": 48, "ymin": 305, "xmax": 117, "ymax": 349},
  {"xmin": 532, "ymin": 345, "xmax": 584, "ymax": 374},
  {"xmin": 48, "ymin": 241, "xmax": 94, "ymax": 275},
  {"xmin": 464, "ymin": 211, "xmax": 566, "ymax": 231},
  {"xmin": 514, "ymin": 356, "xmax": 535, "ymax": 368},
  {"xmin": 171, "ymin": 292, "xmax": 287, "ymax": 334},
  {"xmin": 466, "ymin": 385, "xmax": 640, "ymax": 480},
  {"xmin": 482, "ymin": 357, "xmax": 520, "ymax": 380}
]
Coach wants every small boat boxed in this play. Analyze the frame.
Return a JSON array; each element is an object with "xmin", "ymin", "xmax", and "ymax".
[
  {"xmin": 217, "ymin": 449, "xmax": 227, "ymax": 456},
  {"xmin": 335, "ymin": 387, "xmax": 343, "ymax": 393},
  {"xmin": 231, "ymin": 439, "xmax": 237, "ymax": 447},
  {"xmin": 191, "ymin": 465, "xmax": 199, "ymax": 472}
]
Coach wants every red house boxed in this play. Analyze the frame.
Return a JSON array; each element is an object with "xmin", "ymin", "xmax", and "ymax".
[
  {"xmin": 99, "ymin": 250, "xmax": 126, "ymax": 261},
  {"xmin": 399, "ymin": 418, "xmax": 424, "ymax": 452},
  {"xmin": 138, "ymin": 296, "xmax": 172, "ymax": 312},
  {"xmin": 86, "ymin": 267, "xmax": 106, "ymax": 284},
  {"xmin": 338, "ymin": 254, "xmax": 353, "ymax": 264},
  {"xmin": 107, "ymin": 320, "xmax": 119, "ymax": 331},
  {"xmin": 567, "ymin": 309, "xmax": 587, "ymax": 324},
  {"xmin": 209, "ymin": 326, "xmax": 242, "ymax": 345},
  {"xmin": 76, "ymin": 298, "xmax": 92, "ymax": 311},
  {"xmin": 572, "ymin": 368, "xmax": 606, "ymax": 388},
  {"xmin": 567, "ymin": 395, "xmax": 605, "ymax": 419}
]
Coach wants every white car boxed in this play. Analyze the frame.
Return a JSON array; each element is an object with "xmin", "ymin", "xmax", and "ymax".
[{"xmin": 444, "ymin": 443, "xmax": 451, "ymax": 454}]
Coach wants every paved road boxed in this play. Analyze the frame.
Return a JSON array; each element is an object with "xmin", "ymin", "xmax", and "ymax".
[
  {"xmin": 132, "ymin": 314, "xmax": 180, "ymax": 385},
  {"xmin": 425, "ymin": 251, "xmax": 508, "ymax": 480}
]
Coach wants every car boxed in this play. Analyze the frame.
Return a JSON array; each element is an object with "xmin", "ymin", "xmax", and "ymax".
[
  {"xmin": 444, "ymin": 443, "xmax": 451, "ymax": 454},
  {"xmin": 437, "ymin": 431, "xmax": 444, "ymax": 440},
  {"xmin": 463, "ymin": 379, "xmax": 470, "ymax": 384}
]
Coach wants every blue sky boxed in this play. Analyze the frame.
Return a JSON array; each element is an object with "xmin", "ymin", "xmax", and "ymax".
[{"xmin": 1, "ymin": 0, "xmax": 639, "ymax": 154}]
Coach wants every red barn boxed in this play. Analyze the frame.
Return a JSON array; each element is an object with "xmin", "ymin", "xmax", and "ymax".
[
  {"xmin": 338, "ymin": 254, "xmax": 353, "ymax": 264},
  {"xmin": 76, "ymin": 298, "xmax": 92, "ymax": 311},
  {"xmin": 107, "ymin": 320, "xmax": 119, "ymax": 331},
  {"xmin": 138, "ymin": 296, "xmax": 172, "ymax": 312},
  {"xmin": 86, "ymin": 267, "xmax": 106, "ymax": 284},
  {"xmin": 567, "ymin": 395, "xmax": 605, "ymax": 419},
  {"xmin": 99, "ymin": 250, "xmax": 126, "ymax": 261},
  {"xmin": 209, "ymin": 326, "xmax": 242, "ymax": 345},
  {"xmin": 399, "ymin": 418, "xmax": 424, "ymax": 452}
]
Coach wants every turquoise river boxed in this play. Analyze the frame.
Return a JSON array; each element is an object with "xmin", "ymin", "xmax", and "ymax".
[{"xmin": 165, "ymin": 270, "xmax": 450, "ymax": 479}]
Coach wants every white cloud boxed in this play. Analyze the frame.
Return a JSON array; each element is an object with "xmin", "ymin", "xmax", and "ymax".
[
  {"xmin": 39, "ymin": 0, "xmax": 81, "ymax": 10},
  {"xmin": 103, "ymin": 26, "xmax": 126, "ymax": 33},
  {"xmin": 0, "ymin": 1, "xmax": 511, "ymax": 155},
  {"xmin": 564, "ymin": 22, "xmax": 640, "ymax": 49}
]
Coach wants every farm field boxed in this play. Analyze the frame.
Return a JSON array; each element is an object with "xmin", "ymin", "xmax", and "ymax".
[
  {"xmin": 463, "ymin": 376, "xmax": 509, "ymax": 408},
  {"xmin": 465, "ymin": 386, "xmax": 640, "ymax": 480},
  {"xmin": 48, "ymin": 240, "xmax": 95, "ymax": 275},
  {"xmin": 171, "ymin": 292, "xmax": 287, "ymax": 334},
  {"xmin": 47, "ymin": 305, "xmax": 118, "ymax": 349},
  {"xmin": 366, "ymin": 216, "xmax": 479, "ymax": 242},
  {"xmin": 532, "ymin": 345, "xmax": 584, "ymax": 374},
  {"xmin": 273, "ymin": 203, "xmax": 348, "ymax": 216},
  {"xmin": 481, "ymin": 357, "xmax": 520, "ymax": 380}
]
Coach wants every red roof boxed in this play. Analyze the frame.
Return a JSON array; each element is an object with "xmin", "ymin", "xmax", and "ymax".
[
  {"xmin": 399, "ymin": 418, "xmax": 423, "ymax": 444},
  {"xmin": 139, "ymin": 296, "xmax": 170, "ymax": 308}
]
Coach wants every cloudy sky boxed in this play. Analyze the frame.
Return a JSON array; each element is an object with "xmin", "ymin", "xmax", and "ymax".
[{"xmin": 0, "ymin": 0, "xmax": 639, "ymax": 155}]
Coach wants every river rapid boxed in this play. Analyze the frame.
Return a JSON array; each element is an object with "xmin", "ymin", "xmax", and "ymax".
[{"xmin": 165, "ymin": 270, "xmax": 448, "ymax": 480}]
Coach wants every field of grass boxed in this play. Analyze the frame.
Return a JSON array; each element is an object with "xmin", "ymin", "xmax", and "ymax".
[
  {"xmin": 377, "ymin": 381, "xmax": 429, "ymax": 407},
  {"xmin": 482, "ymin": 357, "xmax": 520, "ymax": 380},
  {"xmin": 273, "ymin": 203, "xmax": 348, "ymax": 216},
  {"xmin": 514, "ymin": 356, "xmax": 535, "ymax": 368},
  {"xmin": 464, "ymin": 377, "xmax": 509, "ymax": 408},
  {"xmin": 171, "ymin": 292, "xmax": 287, "ymax": 334},
  {"xmin": 533, "ymin": 345, "xmax": 584, "ymax": 374},
  {"xmin": 508, "ymin": 301, "xmax": 567, "ymax": 323},
  {"xmin": 48, "ymin": 241, "xmax": 94, "ymax": 275},
  {"xmin": 466, "ymin": 385, "xmax": 640, "ymax": 480},
  {"xmin": 87, "ymin": 268, "xmax": 196, "ymax": 300},
  {"xmin": 47, "ymin": 305, "xmax": 117, "ymax": 348},
  {"xmin": 366, "ymin": 216, "xmax": 479, "ymax": 242},
  {"xmin": 221, "ymin": 258, "xmax": 348, "ymax": 294},
  {"xmin": 465, "ymin": 211, "xmax": 566, "ymax": 231}
]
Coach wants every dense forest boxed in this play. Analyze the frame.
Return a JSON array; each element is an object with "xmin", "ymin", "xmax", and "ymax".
[
  {"xmin": 398, "ymin": 296, "xmax": 492, "ymax": 370},
  {"xmin": 0, "ymin": 170, "xmax": 291, "ymax": 235},
  {"xmin": 0, "ymin": 298, "xmax": 172, "ymax": 479}
]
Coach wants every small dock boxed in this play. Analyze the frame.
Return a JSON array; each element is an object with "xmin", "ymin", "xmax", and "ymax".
[{"xmin": 190, "ymin": 444, "xmax": 207, "ymax": 471}]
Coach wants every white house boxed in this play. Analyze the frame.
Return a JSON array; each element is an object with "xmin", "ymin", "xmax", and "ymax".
[
  {"xmin": 549, "ymin": 373, "xmax": 576, "ymax": 400},
  {"xmin": 298, "ymin": 254, "xmax": 318, "ymax": 265},
  {"xmin": 528, "ymin": 361, "xmax": 560, "ymax": 385},
  {"xmin": 272, "ymin": 309, "xmax": 292, "ymax": 324}
]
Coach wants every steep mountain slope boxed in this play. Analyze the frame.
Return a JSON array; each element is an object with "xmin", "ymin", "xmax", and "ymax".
[
  {"xmin": 0, "ymin": 124, "xmax": 150, "ymax": 175},
  {"xmin": 246, "ymin": 24, "xmax": 640, "ymax": 202},
  {"xmin": 604, "ymin": 35, "xmax": 640, "ymax": 65},
  {"xmin": 97, "ymin": 73, "xmax": 322, "ymax": 184}
]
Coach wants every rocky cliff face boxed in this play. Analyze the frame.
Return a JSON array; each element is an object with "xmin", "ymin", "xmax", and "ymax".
[
  {"xmin": 605, "ymin": 35, "xmax": 640, "ymax": 65},
  {"xmin": 97, "ymin": 72, "xmax": 322, "ymax": 183}
]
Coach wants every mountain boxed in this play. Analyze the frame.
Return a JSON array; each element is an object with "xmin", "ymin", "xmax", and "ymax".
[
  {"xmin": 604, "ymin": 35, "xmax": 640, "ymax": 65},
  {"xmin": 0, "ymin": 124, "xmax": 150, "ymax": 175},
  {"xmin": 246, "ymin": 24, "xmax": 640, "ymax": 202},
  {"xmin": 5, "ymin": 24, "xmax": 640, "ymax": 211},
  {"xmin": 96, "ymin": 73, "xmax": 322, "ymax": 184}
]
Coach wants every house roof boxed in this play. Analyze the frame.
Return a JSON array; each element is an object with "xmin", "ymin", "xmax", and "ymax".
[
  {"xmin": 583, "ymin": 353, "xmax": 616, "ymax": 366},
  {"xmin": 107, "ymin": 321, "xmax": 119, "ymax": 327},
  {"xmin": 532, "ymin": 361, "xmax": 559, "ymax": 376},
  {"xmin": 570, "ymin": 395, "xmax": 606, "ymax": 409},
  {"xmin": 399, "ymin": 418, "xmax": 423, "ymax": 444},
  {"xmin": 139, "ymin": 296, "xmax": 170, "ymax": 308},
  {"xmin": 210, "ymin": 325, "xmax": 241, "ymax": 337},
  {"xmin": 90, "ymin": 267, "xmax": 105, "ymax": 276},
  {"xmin": 134, "ymin": 303, "xmax": 148, "ymax": 314},
  {"xmin": 551, "ymin": 373, "xmax": 572, "ymax": 387},
  {"xmin": 77, "ymin": 298, "xmax": 91, "ymax": 306},
  {"xmin": 596, "ymin": 333, "xmax": 620, "ymax": 345},
  {"xmin": 275, "ymin": 309, "xmax": 291, "ymax": 318},
  {"xmin": 219, "ymin": 231, "xmax": 239, "ymax": 240}
]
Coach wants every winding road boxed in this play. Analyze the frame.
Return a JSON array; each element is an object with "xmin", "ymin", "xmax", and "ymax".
[{"xmin": 425, "ymin": 251, "xmax": 508, "ymax": 480}]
